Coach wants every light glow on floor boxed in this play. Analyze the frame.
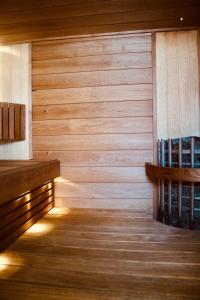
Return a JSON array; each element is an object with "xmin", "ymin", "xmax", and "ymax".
[
  {"xmin": 47, "ymin": 207, "xmax": 70, "ymax": 217},
  {"xmin": 26, "ymin": 222, "xmax": 53, "ymax": 235},
  {"xmin": 54, "ymin": 177, "xmax": 77, "ymax": 186},
  {"xmin": 0, "ymin": 253, "xmax": 24, "ymax": 278},
  {"xmin": 0, "ymin": 255, "xmax": 10, "ymax": 271}
]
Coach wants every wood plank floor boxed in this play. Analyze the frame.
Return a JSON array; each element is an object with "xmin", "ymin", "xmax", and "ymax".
[{"xmin": 0, "ymin": 208, "xmax": 200, "ymax": 299}]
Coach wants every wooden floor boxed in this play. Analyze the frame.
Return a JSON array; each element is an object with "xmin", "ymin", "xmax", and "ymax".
[{"xmin": 0, "ymin": 208, "xmax": 200, "ymax": 300}]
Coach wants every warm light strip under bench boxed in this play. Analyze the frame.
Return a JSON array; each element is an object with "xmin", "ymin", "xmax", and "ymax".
[{"xmin": 0, "ymin": 160, "xmax": 60, "ymax": 251}]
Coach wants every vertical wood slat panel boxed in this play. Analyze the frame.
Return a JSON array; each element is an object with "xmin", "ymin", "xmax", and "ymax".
[
  {"xmin": 14, "ymin": 103, "xmax": 21, "ymax": 140},
  {"xmin": 156, "ymin": 30, "xmax": 200, "ymax": 139},
  {"xmin": 2, "ymin": 102, "xmax": 9, "ymax": 140},
  {"xmin": 0, "ymin": 104, "xmax": 2, "ymax": 140},
  {"xmin": 20, "ymin": 104, "xmax": 26, "ymax": 140},
  {"xmin": 9, "ymin": 103, "xmax": 15, "ymax": 140},
  {"xmin": 0, "ymin": 102, "xmax": 26, "ymax": 141}
]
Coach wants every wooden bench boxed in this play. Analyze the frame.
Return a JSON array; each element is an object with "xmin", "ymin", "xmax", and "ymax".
[{"xmin": 0, "ymin": 159, "xmax": 60, "ymax": 251}]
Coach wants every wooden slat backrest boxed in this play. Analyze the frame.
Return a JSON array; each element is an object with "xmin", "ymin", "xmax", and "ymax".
[{"xmin": 0, "ymin": 102, "xmax": 26, "ymax": 141}]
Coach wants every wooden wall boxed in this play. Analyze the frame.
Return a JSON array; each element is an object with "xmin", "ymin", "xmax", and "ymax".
[
  {"xmin": 155, "ymin": 30, "xmax": 200, "ymax": 139},
  {"xmin": 0, "ymin": 0, "xmax": 199, "ymax": 44},
  {"xmin": 32, "ymin": 33, "xmax": 153, "ymax": 210},
  {"xmin": 0, "ymin": 43, "xmax": 32, "ymax": 159}
]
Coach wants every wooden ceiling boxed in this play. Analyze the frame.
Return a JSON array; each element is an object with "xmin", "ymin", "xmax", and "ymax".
[{"xmin": 0, "ymin": 0, "xmax": 199, "ymax": 44}]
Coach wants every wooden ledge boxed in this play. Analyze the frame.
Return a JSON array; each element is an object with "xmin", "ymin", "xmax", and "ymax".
[
  {"xmin": 145, "ymin": 162, "xmax": 200, "ymax": 183},
  {"xmin": 0, "ymin": 160, "xmax": 60, "ymax": 205}
]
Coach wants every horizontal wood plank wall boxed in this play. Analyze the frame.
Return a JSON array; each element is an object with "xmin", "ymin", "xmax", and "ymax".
[
  {"xmin": 156, "ymin": 30, "xmax": 200, "ymax": 139},
  {"xmin": 32, "ymin": 33, "xmax": 153, "ymax": 211},
  {"xmin": 0, "ymin": 1, "xmax": 200, "ymax": 44}
]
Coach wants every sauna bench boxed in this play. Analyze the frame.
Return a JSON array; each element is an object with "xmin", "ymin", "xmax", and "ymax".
[{"xmin": 0, "ymin": 159, "xmax": 60, "ymax": 251}]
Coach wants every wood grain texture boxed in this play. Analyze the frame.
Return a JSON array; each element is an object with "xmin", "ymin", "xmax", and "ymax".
[
  {"xmin": 32, "ymin": 33, "xmax": 153, "ymax": 209},
  {"xmin": 0, "ymin": 1, "xmax": 199, "ymax": 43},
  {"xmin": 14, "ymin": 104, "xmax": 21, "ymax": 140},
  {"xmin": 32, "ymin": 68, "xmax": 152, "ymax": 90},
  {"xmin": 55, "ymin": 198, "xmax": 152, "ymax": 211},
  {"xmin": 33, "ymin": 133, "xmax": 153, "ymax": 151},
  {"xmin": 156, "ymin": 30, "xmax": 200, "ymax": 139},
  {"xmin": 55, "ymin": 182, "xmax": 152, "ymax": 199},
  {"xmin": 8, "ymin": 103, "xmax": 14, "ymax": 140},
  {"xmin": 146, "ymin": 162, "xmax": 200, "ymax": 183},
  {"xmin": 33, "ymin": 52, "xmax": 152, "ymax": 75},
  {"xmin": 0, "ymin": 102, "xmax": 26, "ymax": 142},
  {"xmin": 60, "ymin": 166, "xmax": 148, "ymax": 183},
  {"xmin": 1, "ymin": 0, "xmax": 199, "ymax": 14},
  {"xmin": 0, "ymin": 1, "xmax": 199, "ymax": 26},
  {"xmin": 2, "ymin": 7, "xmax": 199, "ymax": 39},
  {"xmin": 2, "ymin": 102, "xmax": 9, "ymax": 140},
  {"xmin": 33, "ymin": 101, "xmax": 152, "ymax": 120},
  {"xmin": 33, "ymin": 34, "xmax": 152, "ymax": 60},
  {"xmin": 32, "ymin": 84, "xmax": 152, "ymax": 105},
  {"xmin": 34, "ymin": 150, "xmax": 153, "ymax": 167},
  {"xmin": 32, "ymin": 117, "xmax": 153, "ymax": 135},
  {"xmin": 20, "ymin": 104, "xmax": 26, "ymax": 140},
  {"xmin": 1, "ymin": 207, "xmax": 200, "ymax": 299},
  {"xmin": 0, "ymin": 105, "xmax": 2, "ymax": 139}
]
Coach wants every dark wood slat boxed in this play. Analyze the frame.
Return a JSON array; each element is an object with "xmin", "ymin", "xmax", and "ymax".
[
  {"xmin": 0, "ymin": 181, "xmax": 53, "ymax": 218},
  {"xmin": 20, "ymin": 104, "xmax": 26, "ymax": 140},
  {"xmin": 8, "ymin": 102, "xmax": 15, "ymax": 140},
  {"xmin": 0, "ymin": 104, "xmax": 2, "ymax": 140},
  {"xmin": 0, "ymin": 201, "xmax": 54, "ymax": 252},
  {"xmin": 0, "ymin": 188, "xmax": 54, "ymax": 230},
  {"xmin": 14, "ymin": 103, "xmax": 21, "ymax": 140},
  {"xmin": 0, "ymin": 195, "xmax": 54, "ymax": 241},
  {"xmin": 2, "ymin": 102, "xmax": 9, "ymax": 140},
  {"xmin": 0, "ymin": 102, "xmax": 26, "ymax": 141}
]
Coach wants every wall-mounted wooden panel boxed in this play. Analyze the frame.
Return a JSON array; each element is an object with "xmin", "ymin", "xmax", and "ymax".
[
  {"xmin": 0, "ymin": 1, "xmax": 199, "ymax": 43},
  {"xmin": 32, "ymin": 33, "xmax": 153, "ymax": 210},
  {"xmin": 155, "ymin": 30, "xmax": 200, "ymax": 139},
  {"xmin": 0, "ymin": 102, "xmax": 26, "ymax": 141},
  {"xmin": 0, "ymin": 43, "xmax": 31, "ymax": 159}
]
